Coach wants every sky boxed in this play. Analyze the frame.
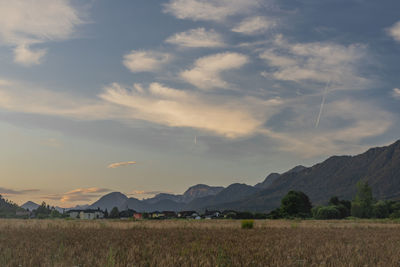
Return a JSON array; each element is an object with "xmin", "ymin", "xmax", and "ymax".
[{"xmin": 1, "ymin": 0, "xmax": 400, "ymax": 207}]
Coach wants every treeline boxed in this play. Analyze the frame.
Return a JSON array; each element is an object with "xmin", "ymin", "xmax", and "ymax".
[
  {"xmin": 0, "ymin": 196, "xmax": 67, "ymax": 219},
  {"xmin": 268, "ymin": 181, "xmax": 400, "ymax": 219},
  {"xmin": 0, "ymin": 195, "xmax": 23, "ymax": 218},
  {"xmin": 32, "ymin": 202, "xmax": 67, "ymax": 219}
]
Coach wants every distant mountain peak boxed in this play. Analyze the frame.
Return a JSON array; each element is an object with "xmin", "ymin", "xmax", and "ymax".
[
  {"xmin": 89, "ymin": 192, "xmax": 128, "ymax": 211},
  {"xmin": 21, "ymin": 201, "xmax": 40, "ymax": 211},
  {"xmin": 182, "ymin": 184, "xmax": 224, "ymax": 203}
]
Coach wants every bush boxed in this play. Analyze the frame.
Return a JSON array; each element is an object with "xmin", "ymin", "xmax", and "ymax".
[
  {"xmin": 373, "ymin": 201, "xmax": 390, "ymax": 218},
  {"xmin": 241, "ymin": 220, "xmax": 254, "ymax": 229},
  {"xmin": 313, "ymin": 206, "xmax": 341, "ymax": 220},
  {"xmin": 390, "ymin": 210, "xmax": 400, "ymax": 219}
]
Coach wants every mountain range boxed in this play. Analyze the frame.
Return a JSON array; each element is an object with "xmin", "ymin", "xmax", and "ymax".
[{"xmin": 23, "ymin": 139, "xmax": 400, "ymax": 213}]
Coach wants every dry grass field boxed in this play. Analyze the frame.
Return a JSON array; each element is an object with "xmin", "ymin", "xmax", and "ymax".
[{"xmin": 1, "ymin": 219, "xmax": 400, "ymax": 266}]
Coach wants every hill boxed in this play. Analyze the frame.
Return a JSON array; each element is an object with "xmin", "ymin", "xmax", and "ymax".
[
  {"xmin": 222, "ymin": 140, "xmax": 400, "ymax": 212},
  {"xmin": 0, "ymin": 195, "xmax": 25, "ymax": 217},
  {"xmin": 21, "ymin": 201, "xmax": 40, "ymax": 211}
]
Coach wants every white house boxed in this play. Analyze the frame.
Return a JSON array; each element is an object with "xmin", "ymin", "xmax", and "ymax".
[
  {"xmin": 80, "ymin": 210, "xmax": 104, "ymax": 220},
  {"xmin": 68, "ymin": 209, "xmax": 104, "ymax": 219}
]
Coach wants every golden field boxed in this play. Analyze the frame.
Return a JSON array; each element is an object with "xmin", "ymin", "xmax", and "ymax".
[{"xmin": 1, "ymin": 219, "xmax": 400, "ymax": 266}]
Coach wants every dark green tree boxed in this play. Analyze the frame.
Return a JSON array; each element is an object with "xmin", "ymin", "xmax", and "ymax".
[
  {"xmin": 109, "ymin": 207, "xmax": 120, "ymax": 218},
  {"xmin": 372, "ymin": 200, "xmax": 390, "ymax": 218},
  {"xmin": 351, "ymin": 181, "xmax": 374, "ymax": 218},
  {"xmin": 280, "ymin": 191, "xmax": 312, "ymax": 218}
]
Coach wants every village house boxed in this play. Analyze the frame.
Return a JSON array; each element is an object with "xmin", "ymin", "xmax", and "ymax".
[
  {"xmin": 133, "ymin": 213, "xmax": 142, "ymax": 220},
  {"xmin": 204, "ymin": 210, "xmax": 221, "ymax": 219},
  {"xmin": 177, "ymin": 211, "xmax": 197, "ymax": 219},
  {"xmin": 150, "ymin": 211, "xmax": 165, "ymax": 219},
  {"xmin": 68, "ymin": 209, "xmax": 104, "ymax": 220}
]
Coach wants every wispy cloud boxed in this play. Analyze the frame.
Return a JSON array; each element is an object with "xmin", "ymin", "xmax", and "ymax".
[
  {"xmin": 13, "ymin": 44, "xmax": 47, "ymax": 66},
  {"xmin": 0, "ymin": 79, "xmax": 280, "ymax": 139},
  {"xmin": 264, "ymin": 98, "xmax": 393, "ymax": 158},
  {"xmin": 100, "ymin": 82, "xmax": 279, "ymax": 138},
  {"xmin": 0, "ymin": 187, "xmax": 40, "ymax": 196},
  {"xmin": 232, "ymin": 16, "xmax": 276, "ymax": 35},
  {"xmin": 259, "ymin": 35, "xmax": 369, "ymax": 90},
  {"xmin": 42, "ymin": 187, "xmax": 111, "ymax": 203},
  {"xmin": 107, "ymin": 161, "xmax": 137, "ymax": 169},
  {"xmin": 165, "ymin": 28, "xmax": 225, "ymax": 48},
  {"xmin": 123, "ymin": 50, "xmax": 171, "ymax": 73},
  {"xmin": 387, "ymin": 21, "xmax": 400, "ymax": 42},
  {"xmin": 163, "ymin": 0, "xmax": 260, "ymax": 22},
  {"xmin": 180, "ymin": 52, "xmax": 249, "ymax": 90},
  {"xmin": 0, "ymin": 0, "xmax": 84, "ymax": 66},
  {"xmin": 392, "ymin": 88, "xmax": 400, "ymax": 99},
  {"xmin": 0, "ymin": 80, "xmax": 121, "ymax": 120}
]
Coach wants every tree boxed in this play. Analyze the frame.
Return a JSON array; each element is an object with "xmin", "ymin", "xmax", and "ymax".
[
  {"xmin": 351, "ymin": 181, "xmax": 374, "ymax": 218},
  {"xmin": 280, "ymin": 191, "xmax": 312, "ymax": 218},
  {"xmin": 109, "ymin": 207, "xmax": 119, "ymax": 218},
  {"xmin": 372, "ymin": 201, "xmax": 390, "ymax": 218},
  {"xmin": 104, "ymin": 209, "xmax": 109, "ymax": 218}
]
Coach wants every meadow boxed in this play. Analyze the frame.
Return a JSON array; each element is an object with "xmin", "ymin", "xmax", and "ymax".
[{"xmin": 1, "ymin": 219, "xmax": 400, "ymax": 266}]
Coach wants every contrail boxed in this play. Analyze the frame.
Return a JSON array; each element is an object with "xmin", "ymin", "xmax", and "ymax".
[{"xmin": 315, "ymin": 79, "xmax": 331, "ymax": 128}]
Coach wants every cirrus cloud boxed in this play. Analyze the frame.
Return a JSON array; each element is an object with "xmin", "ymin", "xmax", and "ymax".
[
  {"xmin": 0, "ymin": 0, "xmax": 84, "ymax": 66},
  {"xmin": 180, "ymin": 52, "xmax": 249, "ymax": 90},
  {"xmin": 392, "ymin": 88, "xmax": 400, "ymax": 99},
  {"xmin": 163, "ymin": 0, "xmax": 260, "ymax": 22},
  {"xmin": 123, "ymin": 50, "xmax": 171, "ymax": 73},
  {"xmin": 387, "ymin": 21, "xmax": 400, "ymax": 42},
  {"xmin": 260, "ymin": 35, "xmax": 369, "ymax": 91},
  {"xmin": 100, "ymin": 82, "xmax": 279, "ymax": 139},
  {"xmin": 42, "ymin": 187, "xmax": 111, "ymax": 203},
  {"xmin": 165, "ymin": 28, "xmax": 225, "ymax": 48},
  {"xmin": 232, "ymin": 16, "xmax": 276, "ymax": 35},
  {"xmin": 107, "ymin": 161, "xmax": 137, "ymax": 169}
]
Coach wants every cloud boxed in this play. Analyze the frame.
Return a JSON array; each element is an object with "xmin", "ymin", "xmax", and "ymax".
[
  {"xmin": 232, "ymin": 16, "xmax": 276, "ymax": 35},
  {"xmin": 0, "ymin": 0, "xmax": 83, "ymax": 66},
  {"xmin": 392, "ymin": 88, "xmax": 400, "ymax": 99},
  {"xmin": 123, "ymin": 50, "xmax": 171, "ymax": 73},
  {"xmin": 264, "ymin": 98, "xmax": 393, "ymax": 158},
  {"xmin": 163, "ymin": 0, "xmax": 260, "ymax": 22},
  {"xmin": 128, "ymin": 190, "xmax": 169, "ymax": 196},
  {"xmin": 0, "ymin": 187, "xmax": 40, "ymax": 196},
  {"xmin": 13, "ymin": 44, "xmax": 47, "ymax": 66},
  {"xmin": 387, "ymin": 21, "xmax": 400, "ymax": 42},
  {"xmin": 259, "ymin": 35, "xmax": 369, "ymax": 90},
  {"xmin": 0, "ymin": 78, "xmax": 279, "ymax": 139},
  {"xmin": 100, "ymin": 82, "xmax": 279, "ymax": 138},
  {"xmin": 42, "ymin": 138, "xmax": 63, "ymax": 148},
  {"xmin": 180, "ymin": 52, "xmax": 249, "ymax": 90},
  {"xmin": 42, "ymin": 187, "xmax": 111, "ymax": 203},
  {"xmin": 165, "ymin": 28, "xmax": 225, "ymax": 48},
  {"xmin": 107, "ymin": 161, "xmax": 137, "ymax": 169},
  {"xmin": 0, "ymin": 80, "xmax": 121, "ymax": 120}
]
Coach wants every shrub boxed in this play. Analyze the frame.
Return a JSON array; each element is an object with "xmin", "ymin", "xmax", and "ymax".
[
  {"xmin": 373, "ymin": 201, "xmax": 390, "ymax": 218},
  {"xmin": 390, "ymin": 210, "xmax": 400, "ymax": 219},
  {"xmin": 241, "ymin": 220, "xmax": 254, "ymax": 229},
  {"xmin": 313, "ymin": 206, "xmax": 341, "ymax": 220}
]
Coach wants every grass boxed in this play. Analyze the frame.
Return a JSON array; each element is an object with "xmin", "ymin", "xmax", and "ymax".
[
  {"xmin": 1, "ymin": 219, "xmax": 400, "ymax": 266},
  {"xmin": 241, "ymin": 219, "xmax": 254, "ymax": 229}
]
